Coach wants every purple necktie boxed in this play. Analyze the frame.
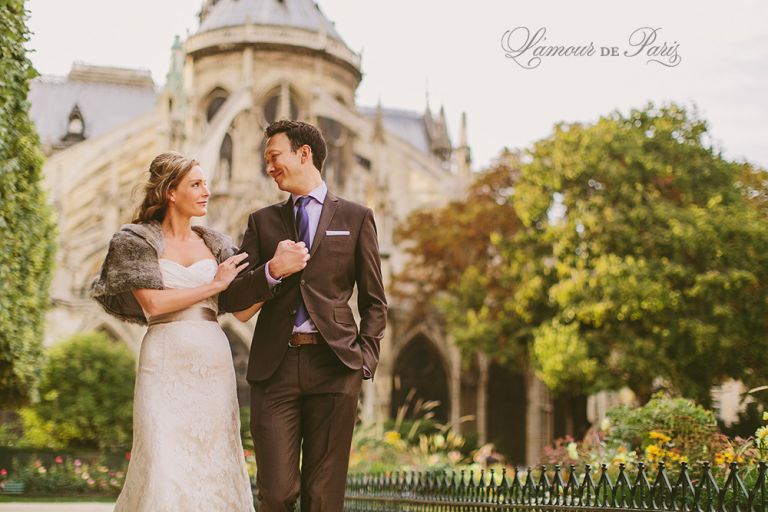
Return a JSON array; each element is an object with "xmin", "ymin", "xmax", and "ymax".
[{"xmin": 294, "ymin": 196, "xmax": 310, "ymax": 327}]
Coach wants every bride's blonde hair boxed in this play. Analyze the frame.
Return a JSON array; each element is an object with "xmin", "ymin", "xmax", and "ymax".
[{"xmin": 132, "ymin": 151, "xmax": 199, "ymax": 223}]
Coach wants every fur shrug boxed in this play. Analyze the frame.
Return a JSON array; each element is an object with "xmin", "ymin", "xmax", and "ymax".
[{"xmin": 91, "ymin": 220, "xmax": 237, "ymax": 325}]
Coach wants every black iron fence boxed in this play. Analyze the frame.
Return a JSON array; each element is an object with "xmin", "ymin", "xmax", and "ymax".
[{"xmin": 343, "ymin": 462, "xmax": 767, "ymax": 511}]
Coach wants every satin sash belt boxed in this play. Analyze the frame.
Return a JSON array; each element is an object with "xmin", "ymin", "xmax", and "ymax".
[{"xmin": 147, "ymin": 307, "xmax": 218, "ymax": 326}]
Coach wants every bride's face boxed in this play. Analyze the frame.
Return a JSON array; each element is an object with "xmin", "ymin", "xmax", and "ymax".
[{"xmin": 167, "ymin": 166, "xmax": 210, "ymax": 217}]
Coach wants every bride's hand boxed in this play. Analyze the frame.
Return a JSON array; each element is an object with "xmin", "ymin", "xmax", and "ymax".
[{"xmin": 213, "ymin": 253, "xmax": 249, "ymax": 289}]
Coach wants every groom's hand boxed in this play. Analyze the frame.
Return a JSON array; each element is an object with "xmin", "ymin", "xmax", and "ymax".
[{"xmin": 268, "ymin": 240, "xmax": 310, "ymax": 279}]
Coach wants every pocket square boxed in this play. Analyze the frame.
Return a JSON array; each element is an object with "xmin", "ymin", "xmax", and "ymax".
[{"xmin": 326, "ymin": 230, "xmax": 350, "ymax": 236}]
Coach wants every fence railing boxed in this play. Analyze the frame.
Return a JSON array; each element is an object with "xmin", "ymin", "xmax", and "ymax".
[{"xmin": 344, "ymin": 462, "xmax": 767, "ymax": 511}]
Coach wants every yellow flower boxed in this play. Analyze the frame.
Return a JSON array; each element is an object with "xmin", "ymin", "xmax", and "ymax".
[
  {"xmin": 384, "ymin": 431, "xmax": 401, "ymax": 445},
  {"xmin": 757, "ymin": 427, "xmax": 768, "ymax": 450},
  {"xmin": 649, "ymin": 431, "xmax": 672, "ymax": 444},
  {"xmin": 645, "ymin": 444, "xmax": 661, "ymax": 461},
  {"xmin": 762, "ymin": 411, "xmax": 768, "ymax": 421},
  {"xmin": 566, "ymin": 442, "xmax": 579, "ymax": 461}
]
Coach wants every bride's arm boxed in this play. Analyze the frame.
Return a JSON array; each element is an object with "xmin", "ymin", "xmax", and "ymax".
[
  {"xmin": 133, "ymin": 254, "xmax": 249, "ymax": 317},
  {"xmin": 232, "ymin": 302, "xmax": 264, "ymax": 322},
  {"xmin": 133, "ymin": 283, "xmax": 225, "ymax": 317}
]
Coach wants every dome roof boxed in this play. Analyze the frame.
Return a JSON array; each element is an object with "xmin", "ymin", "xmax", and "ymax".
[{"xmin": 198, "ymin": 0, "xmax": 344, "ymax": 42}]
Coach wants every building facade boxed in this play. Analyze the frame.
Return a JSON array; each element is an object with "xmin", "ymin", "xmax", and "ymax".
[{"xmin": 28, "ymin": 0, "xmax": 591, "ymax": 465}]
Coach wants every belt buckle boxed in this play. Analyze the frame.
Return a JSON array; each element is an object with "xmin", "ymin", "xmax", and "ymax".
[
  {"xmin": 289, "ymin": 333, "xmax": 319, "ymax": 347},
  {"xmin": 288, "ymin": 333, "xmax": 305, "ymax": 347}
]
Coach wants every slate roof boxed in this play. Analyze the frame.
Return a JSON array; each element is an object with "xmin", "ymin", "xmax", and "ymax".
[
  {"xmin": 199, "ymin": 0, "xmax": 344, "ymax": 42},
  {"xmin": 28, "ymin": 65, "xmax": 158, "ymax": 148},
  {"xmin": 358, "ymin": 106, "xmax": 431, "ymax": 155}
]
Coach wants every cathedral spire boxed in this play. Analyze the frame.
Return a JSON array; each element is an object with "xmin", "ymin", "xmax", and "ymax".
[
  {"xmin": 454, "ymin": 111, "xmax": 472, "ymax": 196},
  {"xmin": 373, "ymin": 97, "xmax": 385, "ymax": 142}
]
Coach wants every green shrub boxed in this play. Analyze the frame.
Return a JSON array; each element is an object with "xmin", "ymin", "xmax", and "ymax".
[
  {"xmin": 604, "ymin": 393, "xmax": 718, "ymax": 462},
  {"xmin": 19, "ymin": 332, "xmax": 135, "ymax": 450}
]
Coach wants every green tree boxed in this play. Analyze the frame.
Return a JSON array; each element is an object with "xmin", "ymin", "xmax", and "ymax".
[
  {"xmin": 19, "ymin": 332, "xmax": 136, "ymax": 450},
  {"xmin": 517, "ymin": 103, "xmax": 768, "ymax": 405},
  {"xmin": 0, "ymin": 0, "xmax": 57, "ymax": 408},
  {"xmin": 393, "ymin": 153, "xmax": 539, "ymax": 366},
  {"xmin": 397, "ymin": 103, "xmax": 768, "ymax": 407}
]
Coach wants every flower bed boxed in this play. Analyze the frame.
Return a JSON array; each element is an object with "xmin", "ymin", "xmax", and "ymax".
[{"xmin": 0, "ymin": 455, "xmax": 126, "ymax": 496}]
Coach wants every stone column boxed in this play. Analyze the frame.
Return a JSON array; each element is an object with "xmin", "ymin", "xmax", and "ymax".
[
  {"xmin": 242, "ymin": 47, "xmax": 253, "ymax": 86},
  {"xmin": 476, "ymin": 352, "xmax": 489, "ymax": 445},
  {"xmin": 182, "ymin": 55, "xmax": 196, "ymax": 143},
  {"xmin": 525, "ymin": 369, "xmax": 553, "ymax": 466},
  {"xmin": 361, "ymin": 327, "xmax": 393, "ymax": 427},
  {"xmin": 448, "ymin": 341, "xmax": 462, "ymax": 429},
  {"xmin": 278, "ymin": 82, "xmax": 291, "ymax": 120}
]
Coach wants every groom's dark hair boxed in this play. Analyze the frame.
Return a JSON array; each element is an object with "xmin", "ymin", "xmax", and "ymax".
[{"xmin": 265, "ymin": 120, "xmax": 327, "ymax": 172}]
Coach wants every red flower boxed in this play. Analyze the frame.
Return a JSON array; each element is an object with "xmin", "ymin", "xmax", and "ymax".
[
  {"xmin": 55, "ymin": 456, "xmax": 63, "ymax": 464},
  {"xmin": 125, "ymin": 451, "xmax": 131, "ymax": 461},
  {"xmin": 0, "ymin": 469, "xmax": 7, "ymax": 476}
]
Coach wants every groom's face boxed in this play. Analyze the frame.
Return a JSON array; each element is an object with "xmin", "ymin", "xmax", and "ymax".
[{"xmin": 264, "ymin": 132, "xmax": 307, "ymax": 194}]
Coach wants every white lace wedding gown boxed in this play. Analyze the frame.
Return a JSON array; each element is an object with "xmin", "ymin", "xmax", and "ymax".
[{"xmin": 114, "ymin": 259, "xmax": 255, "ymax": 512}]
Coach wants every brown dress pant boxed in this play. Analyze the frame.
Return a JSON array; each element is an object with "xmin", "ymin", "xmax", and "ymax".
[{"xmin": 250, "ymin": 342, "xmax": 362, "ymax": 512}]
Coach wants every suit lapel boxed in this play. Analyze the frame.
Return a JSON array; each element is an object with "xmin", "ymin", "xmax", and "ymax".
[
  {"xmin": 279, "ymin": 197, "xmax": 298, "ymax": 240},
  {"xmin": 310, "ymin": 192, "xmax": 340, "ymax": 258}
]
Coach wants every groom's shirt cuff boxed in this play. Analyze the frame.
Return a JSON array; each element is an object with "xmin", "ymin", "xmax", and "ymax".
[{"xmin": 265, "ymin": 260, "xmax": 282, "ymax": 288}]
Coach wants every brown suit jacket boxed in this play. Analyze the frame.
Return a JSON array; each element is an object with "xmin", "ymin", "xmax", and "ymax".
[{"xmin": 219, "ymin": 190, "xmax": 387, "ymax": 382}]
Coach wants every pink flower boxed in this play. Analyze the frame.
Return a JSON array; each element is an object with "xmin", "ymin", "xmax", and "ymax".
[
  {"xmin": 74, "ymin": 459, "xmax": 82, "ymax": 467},
  {"xmin": 0, "ymin": 469, "xmax": 7, "ymax": 476},
  {"xmin": 55, "ymin": 456, "xmax": 63, "ymax": 464}
]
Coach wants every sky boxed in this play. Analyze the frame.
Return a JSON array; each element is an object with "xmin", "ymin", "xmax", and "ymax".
[{"xmin": 26, "ymin": 0, "xmax": 768, "ymax": 170}]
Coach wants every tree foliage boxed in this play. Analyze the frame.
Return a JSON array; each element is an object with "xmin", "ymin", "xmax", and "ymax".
[
  {"xmin": 19, "ymin": 332, "xmax": 136, "ymax": 450},
  {"xmin": 0, "ymin": 0, "xmax": 57, "ymax": 408},
  {"xmin": 397, "ymin": 103, "xmax": 768, "ymax": 406},
  {"xmin": 393, "ymin": 153, "xmax": 536, "ymax": 366}
]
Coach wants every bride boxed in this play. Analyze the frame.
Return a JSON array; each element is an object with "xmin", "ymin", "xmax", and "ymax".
[{"xmin": 92, "ymin": 151, "xmax": 262, "ymax": 511}]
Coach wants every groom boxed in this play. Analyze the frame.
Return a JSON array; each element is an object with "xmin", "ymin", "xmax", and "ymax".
[{"xmin": 220, "ymin": 120, "xmax": 387, "ymax": 511}]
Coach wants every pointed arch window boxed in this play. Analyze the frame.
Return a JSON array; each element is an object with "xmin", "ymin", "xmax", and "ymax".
[
  {"xmin": 318, "ymin": 116, "xmax": 349, "ymax": 189},
  {"xmin": 205, "ymin": 87, "xmax": 229, "ymax": 122},
  {"xmin": 219, "ymin": 132, "xmax": 233, "ymax": 182},
  {"xmin": 262, "ymin": 86, "xmax": 299, "ymax": 124}
]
